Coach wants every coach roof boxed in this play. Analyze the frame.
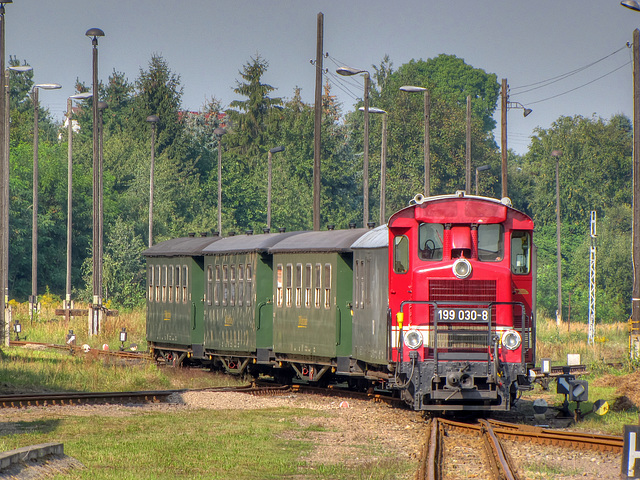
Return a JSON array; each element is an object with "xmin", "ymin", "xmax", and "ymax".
[
  {"xmin": 202, "ymin": 231, "xmax": 305, "ymax": 255},
  {"xmin": 269, "ymin": 228, "xmax": 369, "ymax": 254},
  {"xmin": 142, "ymin": 235, "xmax": 222, "ymax": 257}
]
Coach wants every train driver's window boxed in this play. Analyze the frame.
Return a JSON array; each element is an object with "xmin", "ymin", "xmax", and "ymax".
[
  {"xmin": 418, "ymin": 223, "xmax": 443, "ymax": 260},
  {"xmin": 477, "ymin": 224, "xmax": 504, "ymax": 261},
  {"xmin": 511, "ymin": 231, "xmax": 531, "ymax": 275},
  {"xmin": 393, "ymin": 236, "xmax": 409, "ymax": 273}
]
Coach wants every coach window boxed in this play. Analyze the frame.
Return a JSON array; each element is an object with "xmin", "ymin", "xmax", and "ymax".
[
  {"xmin": 182, "ymin": 266, "xmax": 188, "ymax": 303},
  {"xmin": 315, "ymin": 264, "xmax": 322, "ymax": 308},
  {"xmin": 161, "ymin": 265, "xmax": 167, "ymax": 302},
  {"xmin": 214, "ymin": 265, "xmax": 221, "ymax": 305},
  {"xmin": 285, "ymin": 264, "xmax": 293, "ymax": 307},
  {"xmin": 305, "ymin": 264, "xmax": 312, "ymax": 308},
  {"xmin": 230, "ymin": 265, "xmax": 236, "ymax": 306},
  {"xmin": 155, "ymin": 265, "xmax": 160, "ymax": 301},
  {"xmin": 324, "ymin": 264, "xmax": 331, "ymax": 309},
  {"xmin": 169, "ymin": 266, "xmax": 175, "ymax": 302},
  {"xmin": 206, "ymin": 265, "xmax": 213, "ymax": 306},
  {"xmin": 295, "ymin": 264, "xmax": 302, "ymax": 307},
  {"xmin": 175, "ymin": 265, "xmax": 181, "ymax": 303},
  {"xmin": 418, "ymin": 223, "xmax": 444, "ymax": 260},
  {"xmin": 477, "ymin": 224, "xmax": 504, "ymax": 262},
  {"xmin": 148, "ymin": 267, "xmax": 154, "ymax": 302},
  {"xmin": 511, "ymin": 231, "xmax": 531, "ymax": 275},
  {"xmin": 246, "ymin": 264, "xmax": 252, "ymax": 306},
  {"xmin": 238, "ymin": 264, "xmax": 244, "ymax": 306},
  {"xmin": 222, "ymin": 265, "xmax": 229, "ymax": 306},
  {"xmin": 354, "ymin": 260, "xmax": 361, "ymax": 309},
  {"xmin": 276, "ymin": 264, "xmax": 283, "ymax": 307},
  {"xmin": 393, "ymin": 236, "xmax": 409, "ymax": 273},
  {"xmin": 364, "ymin": 259, "xmax": 370, "ymax": 307}
]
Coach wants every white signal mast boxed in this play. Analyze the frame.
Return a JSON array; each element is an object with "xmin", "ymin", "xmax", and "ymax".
[{"xmin": 588, "ymin": 211, "xmax": 597, "ymax": 345}]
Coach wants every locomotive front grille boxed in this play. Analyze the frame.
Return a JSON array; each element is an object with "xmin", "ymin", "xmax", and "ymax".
[{"xmin": 429, "ymin": 279, "xmax": 497, "ymax": 303}]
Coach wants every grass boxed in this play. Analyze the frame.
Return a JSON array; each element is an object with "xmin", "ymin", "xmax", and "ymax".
[{"xmin": 0, "ymin": 408, "xmax": 409, "ymax": 480}]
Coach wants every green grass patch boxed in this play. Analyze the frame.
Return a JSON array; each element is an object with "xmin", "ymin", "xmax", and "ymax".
[{"xmin": 0, "ymin": 408, "xmax": 410, "ymax": 480}]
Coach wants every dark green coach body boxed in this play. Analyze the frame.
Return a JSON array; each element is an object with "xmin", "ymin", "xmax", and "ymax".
[
  {"xmin": 143, "ymin": 235, "xmax": 222, "ymax": 357},
  {"xmin": 201, "ymin": 231, "xmax": 304, "ymax": 362},
  {"xmin": 268, "ymin": 228, "xmax": 369, "ymax": 364}
]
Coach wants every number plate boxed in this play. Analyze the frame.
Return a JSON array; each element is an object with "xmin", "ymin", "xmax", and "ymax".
[{"xmin": 434, "ymin": 307, "xmax": 490, "ymax": 322}]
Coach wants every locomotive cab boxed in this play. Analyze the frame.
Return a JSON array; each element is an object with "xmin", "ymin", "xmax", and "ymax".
[{"xmin": 388, "ymin": 193, "xmax": 536, "ymax": 411}]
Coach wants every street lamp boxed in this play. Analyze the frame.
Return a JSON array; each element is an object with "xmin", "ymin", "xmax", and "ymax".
[
  {"xmin": 3, "ymin": 64, "xmax": 30, "ymax": 335},
  {"xmin": 86, "ymin": 27, "xmax": 104, "ymax": 336},
  {"xmin": 214, "ymin": 127, "xmax": 226, "ymax": 235},
  {"xmin": 360, "ymin": 106, "xmax": 387, "ymax": 225},
  {"xmin": 65, "ymin": 92, "xmax": 92, "ymax": 312},
  {"xmin": 552, "ymin": 149, "xmax": 563, "ymax": 326},
  {"xmin": 337, "ymin": 66, "xmax": 370, "ymax": 225},
  {"xmin": 30, "ymin": 82, "xmax": 62, "ymax": 321},
  {"xmin": 0, "ymin": 0, "xmax": 12, "ymax": 346},
  {"xmin": 400, "ymin": 85, "xmax": 430, "ymax": 196},
  {"xmin": 475, "ymin": 165, "xmax": 490, "ymax": 196},
  {"xmin": 267, "ymin": 145, "xmax": 285, "ymax": 230},
  {"xmin": 146, "ymin": 114, "xmax": 159, "ymax": 248}
]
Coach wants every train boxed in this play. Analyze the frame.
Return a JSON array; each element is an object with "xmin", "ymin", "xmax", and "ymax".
[{"xmin": 143, "ymin": 191, "xmax": 536, "ymax": 411}]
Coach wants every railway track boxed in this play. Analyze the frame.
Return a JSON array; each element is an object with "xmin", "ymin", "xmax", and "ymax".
[
  {"xmin": 415, "ymin": 417, "xmax": 623, "ymax": 480},
  {"xmin": 9, "ymin": 340, "xmax": 152, "ymax": 361}
]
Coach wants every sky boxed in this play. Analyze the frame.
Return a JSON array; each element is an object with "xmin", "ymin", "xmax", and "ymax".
[{"xmin": 4, "ymin": 0, "xmax": 640, "ymax": 155}]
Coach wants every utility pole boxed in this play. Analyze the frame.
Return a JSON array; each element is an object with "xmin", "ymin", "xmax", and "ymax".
[
  {"xmin": 501, "ymin": 78, "xmax": 508, "ymax": 199},
  {"xmin": 466, "ymin": 95, "xmax": 471, "ymax": 194},
  {"xmin": 588, "ymin": 211, "xmax": 597, "ymax": 345},
  {"xmin": 633, "ymin": 28, "xmax": 640, "ymax": 356},
  {"xmin": 312, "ymin": 12, "xmax": 323, "ymax": 231}
]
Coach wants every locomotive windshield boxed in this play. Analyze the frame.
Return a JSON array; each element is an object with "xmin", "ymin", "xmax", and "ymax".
[
  {"xmin": 477, "ymin": 224, "xmax": 503, "ymax": 261},
  {"xmin": 418, "ymin": 223, "xmax": 443, "ymax": 260}
]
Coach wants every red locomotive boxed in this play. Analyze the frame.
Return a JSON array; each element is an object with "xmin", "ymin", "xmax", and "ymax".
[{"xmin": 386, "ymin": 192, "xmax": 536, "ymax": 411}]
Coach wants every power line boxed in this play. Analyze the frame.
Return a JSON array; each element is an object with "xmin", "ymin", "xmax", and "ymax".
[{"xmin": 510, "ymin": 44, "xmax": 628, "ymax": 95}]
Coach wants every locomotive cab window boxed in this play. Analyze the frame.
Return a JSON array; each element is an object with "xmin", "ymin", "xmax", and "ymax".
[
  {"xmin": 418, "ymin": 223, "xmax": 443, "ymax": 260},
  {"xmin": 511, "ymin": 231, "xmax": 531, "ymax": 275},
  {"xmin": 393, "ymin": 236, "xmax": 409, "ymax": 273},
  {"xmin": 477, "ymin": 224, "xmax": 504, "ymax": 262}
]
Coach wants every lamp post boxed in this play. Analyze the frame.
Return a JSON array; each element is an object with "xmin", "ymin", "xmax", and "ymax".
[
  {"xmin": 86, "ymin": 27, "xmax": 104, "ymax": 336},
  {"xmin": 337, "ymin": 66, "xmax": 370, "ymax": 225},
  {"xmin": 621, "ymin": 5, "xmax": 640, "ymax": 356},
  {"xmin": 360, "ymin": 106, "xmax": 387, "ymax": 225},
  {"xmin": 500, "ymin": 79, "xmax": 532, "ymax": 198},
  {"xmin": 400, "ymin": 86, "xmax": 430, "ymax": 196},
  {"xmin": 146, "ymin": 114, "xmax": 159, "ymax": 248},
  {"xmin": 214, "ymin": 127, "xmax": 226, "ymax": 235},
  {"xmin": 0, "ymin": 0, "xmax": 12, "ymax": 346},
  {"xmin": 475, "ymin": 165, "xmax": 490, "ymax": 196},
  {"xmin": 267, "ymin": 145, "xmax": 285, "ymax": 230},
  {"xmin": 66, "ymin": 92, "xmax": 92, "ymax": 312},
  {"xmin": 3, "ymin": 64, "xmax": 30, "ymax": 337},
  {"xmin": 552, "ymin": 149, "xmax": 563, "ymax": 325},
  {"xmin": 30, "ymin": 83, "xmax": 62, "ymax": 321}
]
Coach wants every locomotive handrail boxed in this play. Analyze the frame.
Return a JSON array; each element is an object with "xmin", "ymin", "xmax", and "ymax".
[{"xmin": 397, "ymin": 300, "xmax": 528, "ymax": 367}]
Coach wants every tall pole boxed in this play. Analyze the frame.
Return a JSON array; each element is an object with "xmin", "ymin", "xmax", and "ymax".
[
  {"xmin": 0, "ymin": 2, "xmax": 7, "ymax": 346},
  {"xmin": 363, "ymin": 73, "xmax": 370, "ymax": 226},
  {"xmin": 501, "ymin": 78, "xmax": 508, "ymax": 199},
  {"xmin": 87, "ymin": 28, "xmax": 104, "ymax": 336},
  {"xmin": 214, "ymin": 127, "xmax": 225, "ymax": 235},
  {"xmin": 66, "ymin": 98, "xmax": 72, "ymax": 309},
  {"xmin": 267, "ymin": 149, "xmax": 272, "ymax": 230},
  {"xmin": 146, "ymin": 115, "xmax": 158, "ymax": 248},
  {"xmin": 466, "ymin": 95, "xmax": 471, "ymax": 194},
  {"xmin": 553, "ymin": 149, "xmax": 563, "ymax": 325},
  {"xmin": 31, "ymin": 88, "xmax": 39, "ymax": 320},
  {"xmin": 424, "ymin": 90, "xmax": 430, "ymax": 196},
  {"xmin": 312, "ymin": 12, "xmax": 323, "ymax": 231},
  {"xmin": 633, "ymin": 29, "xmax": 640, "ymax": 339},
  {"xmin": 379, "ymin": 112, "xmax": 387, "ymax": 225}
]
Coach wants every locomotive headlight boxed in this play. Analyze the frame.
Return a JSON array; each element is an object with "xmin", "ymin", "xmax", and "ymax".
[
  {"xmin": 501, "ymin": 330, "xmax": 521, "ymax": 350},
  {"xmin": 452, "ymin": 258, "xmax": 472, "ymax": 279},
  {"xmin": 404, "ymin": 329, "xmax": 423, "ymax": 350}
]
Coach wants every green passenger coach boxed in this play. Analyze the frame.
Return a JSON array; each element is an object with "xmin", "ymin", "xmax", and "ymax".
[
  {"xmin": 201, "ymin": 231, "xmax": 303, "ymax": 374},
  {"xmin": 143, "ymin": 234, "xmax": 222, "ymax": 364},
  {"xmin": 268, "ymin": 228, "xmax": 369, "ymax": 382}
]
